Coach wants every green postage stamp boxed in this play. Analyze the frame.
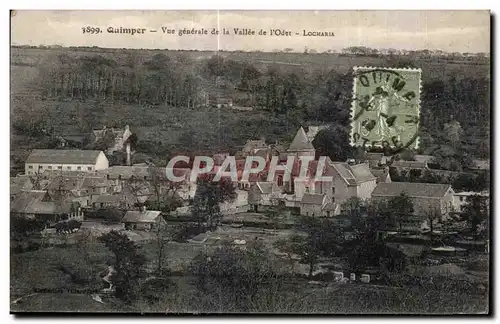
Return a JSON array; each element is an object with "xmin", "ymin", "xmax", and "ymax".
[{"xmin": 350, "ymin": 66, "xmax": 422, "ymax": 151}]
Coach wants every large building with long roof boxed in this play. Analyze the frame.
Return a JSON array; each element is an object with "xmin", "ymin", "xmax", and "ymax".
[{"xmin": 25, "ymin": 149, "xmax": 109, "ymax": 175}]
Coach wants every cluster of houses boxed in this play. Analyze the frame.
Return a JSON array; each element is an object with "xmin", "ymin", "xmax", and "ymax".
[{"xmin": 10, "ymin": 124, "xmax": 489, "ymax": 230}]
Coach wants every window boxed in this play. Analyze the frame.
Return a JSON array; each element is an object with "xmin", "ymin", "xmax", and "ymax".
[
  {"xmin": 332, "ymin": 197, "xmax": 335, "ymax": 203},
  {"xmin": 77, "ymin": 166, "xmax": 82, "ymax": 170},
  {"xmin": 48, "ymin": 166, "xmax": 52, "ymax": 169},
  {"xmin": 58, "ymin": 166, "xmax": 62, "ymax": 170},
  {"xmin": 277, "ymin": 175, "xmax": 283, "ymax": 187},
  {"xmin": 67, "ymin": 166, "xmax": 72, "ymax": 170},
  {"xmin": 28, "ymin": 165, "xmax": 33, "ymax": 169},
  {"xmin": 38, "ymin": 165, "xmax": 43, "ymax": 169},
  {"xmin": 118, "ymin": 175, "xmax": 122, "ymax": 180},
  {"xmin": 88, "ymin": 167, "xmax": 92, "ymax": 171},
  {"xmin": 305, "ymin": 187, "xmax": 310, "ymax": 193},
  {"xmin": 460, "ymin": 197, "xmax": 464, "ymax": 202},
  {"xmin": 332, "ymin": 187, "xmax": 335, "ymax": 194}
]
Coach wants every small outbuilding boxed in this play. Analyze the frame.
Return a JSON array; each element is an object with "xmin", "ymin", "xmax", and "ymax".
[{"xmin": 121, "ymin": 208, "xmax": 164, "ymax": 231}]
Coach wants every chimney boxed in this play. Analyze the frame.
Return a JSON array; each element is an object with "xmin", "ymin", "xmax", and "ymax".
[{"xmin": 126, "ymin": 142, "xmax": 131, "ymax": 166}]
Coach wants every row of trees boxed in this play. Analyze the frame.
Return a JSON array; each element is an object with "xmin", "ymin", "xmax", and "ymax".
[{"xmin": 38, "ymin": 53, "xmax": 203, "ymax": 108}]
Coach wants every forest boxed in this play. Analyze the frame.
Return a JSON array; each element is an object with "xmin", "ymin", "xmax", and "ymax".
[{"xmin": 11, "ymin": 47, "xmax": 490, "ymax": 168}]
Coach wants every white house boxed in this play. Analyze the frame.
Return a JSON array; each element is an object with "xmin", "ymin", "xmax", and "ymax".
[
  {"xmin": 25, "ymin": 149, "xmax": 109, "ymax": 175},
  {"xmin": 93, "ymin": 125, "xmax": 133, "ymax": 155},
  {"xmin": 299, "ymin": 193, "xmax": 339, "ymax": 217},
  {"xmin": 371, "ymin": 182, "xmax": 456, "ymax": 218}
]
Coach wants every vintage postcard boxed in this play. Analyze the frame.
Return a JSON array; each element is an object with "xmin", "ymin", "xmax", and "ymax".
[{"xmin": 10, "ymin": 10, "xmax": 490, "ymax": 315}]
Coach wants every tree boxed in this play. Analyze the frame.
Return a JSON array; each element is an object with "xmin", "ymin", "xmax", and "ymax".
[
  {"xmin": 424, "ymin": 207, "xmax": 441, "ymax": 243},
  {"xmin": 312, "ymin": 126, "xmax": 353, "ymax": 162},
  {"xmin": 388, "ymin": 192, "xmax": 414, "ymax": 233},
  {"xmin": 153, "ymin": 221, "xmax": 169, "ymax": 274},
  {"xmin": 191, "ymin": 176, "xmax": 237, "ymax": 230},
  {"xmin": 283, "ymin": 217, "xmax": 343, "ymax": 278},
  {"xmin": 443, "ymin": 120, "xmax": 463, "ymax": 148},
  {"xmin": 189, "ymin": 243, "xmax": 284, "ymax": 312},
  {"xmin": 265, "ymin": 198, "xmax": 286, "ymax": 233},
  {"xmin": 98, "ymin": 230, "xmax": 147, "ymax": 303}
]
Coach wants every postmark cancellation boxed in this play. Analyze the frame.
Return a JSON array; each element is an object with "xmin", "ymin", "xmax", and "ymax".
[{"xmin": 350, "ymin": 66, "xmax": 422, "ymax": 152}]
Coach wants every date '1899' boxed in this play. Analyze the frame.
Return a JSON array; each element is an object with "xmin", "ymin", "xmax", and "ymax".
[{"xmin": 82, "ymin": 26, "xmax": 102, "ymax": 34}]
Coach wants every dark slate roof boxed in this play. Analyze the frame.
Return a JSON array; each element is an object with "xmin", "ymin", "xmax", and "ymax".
[
  {"xmin": 288, "ymin": 127, "xmax": 315, "ymax": 151},
  {"xmin": 122, "ymin": 210, "xmax": 161, "ymax": 223},
  {"xmin": 46, "ymin": 177, "xmax": 85, "ymax": 191},
  {"xmin": 82, "ymin": 177, "xmax": 111, "ymax": 188},
  {"xmin": 301, "ymin": 193, "xmax": 325, "ymax": 205},
  {"xmin": 371, "ymin": 182, "xmax": 452, "ymax": 199},
  {"xmin": 11, "ymin": 190, "xmax": 71, "ymax": 214},
  {"xmin": 98, "ymin": 166, "xmax": 170, "ymax": 180},
  {"xmin": 349, "ymin": 163, "xmax": 377, "ymax": 183},
  {"xmin": 10, "ymin": 176, "xmax": 32, "ymax": 195},
  {"xmin": 26, "ymin": 149, "xmax": 103, "ymax": 164},
  {"xmin": 94, "ymin": 194, "xmax": 123, "ymax": 204},
  {"xmin": 331, "ymin": 163, "xmax": 358, "ymax": 186},
  {"xmin": 11, "ymin": 190, "xmax": 47, "ymax": 213}
]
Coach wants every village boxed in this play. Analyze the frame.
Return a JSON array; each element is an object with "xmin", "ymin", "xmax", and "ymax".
[{"xmin": 10, "ymin": 122, "xmax": 490, "ymax": 295}]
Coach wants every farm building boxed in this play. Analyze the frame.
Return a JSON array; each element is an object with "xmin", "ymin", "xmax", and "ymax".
[
  {"xmin": 25, "ymin": 149, "xmax": 109, "ymax": 175},
  {"xmin": 371, "ymin": 182, "xmax": 456, "ymax": 218},
  {"xmin": 121, "ymin": 208, "xmax": 164, "ymax": 231}
]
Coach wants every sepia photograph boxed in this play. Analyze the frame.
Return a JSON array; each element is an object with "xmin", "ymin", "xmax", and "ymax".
[{"xmin": 9, "ymin": 9, "xmax": 491, "ymax": 315}]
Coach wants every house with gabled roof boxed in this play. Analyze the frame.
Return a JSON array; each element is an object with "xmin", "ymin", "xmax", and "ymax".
[
  {"xmin": 299, "ymin": 193, "xmax": 340, "ymax": 217},
  {"xmin": 10, "ymin": 175, "xmax": 33, "ymax": 198},
  {"xmin": 371, "ymin": 182, "xmax": 456, "ymax": 218},
  {"xmin": 11, "ymin": 190, "xmax": 83, "ymax": 222},
  {"xmin": 92, "ymin": 125, "xmax": 133, "ymax": 155},
  {"xmin": 263, "ymin": 157, "xmax": 377, "ymax": 215},
  {"xmin": 121, "ymin": 208, "xmax": 164, "ymax": 231}
]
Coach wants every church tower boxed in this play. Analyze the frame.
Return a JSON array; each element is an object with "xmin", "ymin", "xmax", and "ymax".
[{"xmin": 287, "ymin": 127, "xmax": 316, "ymax": 158}]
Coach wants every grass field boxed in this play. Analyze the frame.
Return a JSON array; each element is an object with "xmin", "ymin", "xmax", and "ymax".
[{"xmin": 11, "ymin": 46, "xmax": 489, "ymax": 80}]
